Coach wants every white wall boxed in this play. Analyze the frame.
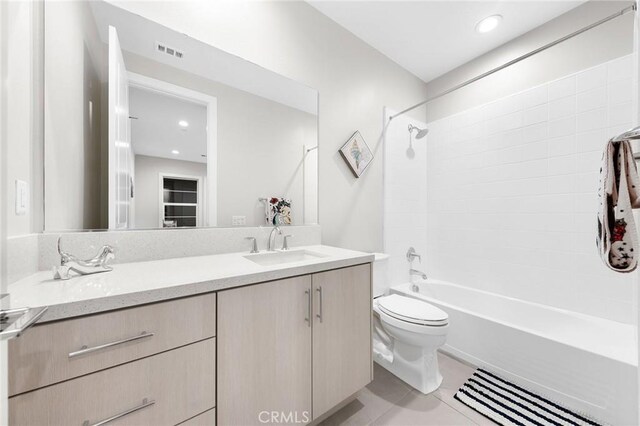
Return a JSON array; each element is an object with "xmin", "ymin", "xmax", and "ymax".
[
  {"xmin": 44, "ymin": 1, "xmax": 105, "ymax": 231},
  {"xmin": 425, "ymin": 55, "xmax": 635, "ymax": 323},
  {"xmin": 5, "ymin": 1, "xmax": 42, "ymax": 237},
  {"xmin": 108, "ymin": 0, "xmax": 428, "ymax": 251},
  {"xmin": 134, "ymin": 155, "xmax": 207, "ymax": 229}
]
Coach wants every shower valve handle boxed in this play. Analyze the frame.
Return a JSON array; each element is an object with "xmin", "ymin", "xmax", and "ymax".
[{"xmin": 407, "ymin": 247, "xmax": 421, "ymax": 263}]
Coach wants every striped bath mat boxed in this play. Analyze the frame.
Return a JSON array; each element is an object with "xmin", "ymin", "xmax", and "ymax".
[{"xmin": 454, "ymin": 368, "xmax": 603, "ymax": 426}]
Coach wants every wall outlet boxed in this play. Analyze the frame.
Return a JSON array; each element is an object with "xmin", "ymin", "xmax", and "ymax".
[
  {"xmin": 232, "ymin": 216, "xmax": 246, "ymax": 226},
  {"xmin": 15, "ymin": 180, "xmax": 29, "ymax": 215}
]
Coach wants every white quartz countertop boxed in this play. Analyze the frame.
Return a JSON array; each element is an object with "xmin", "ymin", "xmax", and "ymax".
[{"xmin": 8, "ymin": 245, "xmax": 374, "ymax": 323}]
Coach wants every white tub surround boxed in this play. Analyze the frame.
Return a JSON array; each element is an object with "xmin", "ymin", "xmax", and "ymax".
[
  {"xmin": 425, "ymin": 55, "xmax": 636, "ymax": 324},
  {"xmin": 7, "ymin": 245, "xmax": 372, "ymax": 323},
  {"xmin": 392, "ymin": 279, "xmax": 637, "ymax": 426}
]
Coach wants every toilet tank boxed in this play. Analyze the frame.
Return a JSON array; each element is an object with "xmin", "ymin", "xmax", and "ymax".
[{"xmin": 372, "ymin": 253, "xmax": 390, "ymax": 298}]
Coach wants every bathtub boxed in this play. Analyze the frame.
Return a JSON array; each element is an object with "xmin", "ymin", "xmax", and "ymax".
[{"xmin": 391, "ymin": 279, "xmax": 638, "ymax": 426}]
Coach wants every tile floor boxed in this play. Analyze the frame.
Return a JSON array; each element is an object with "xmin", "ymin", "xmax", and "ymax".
[{"xmin": 320, "ymin": 352, "xmax": 495, "ymax": 426}]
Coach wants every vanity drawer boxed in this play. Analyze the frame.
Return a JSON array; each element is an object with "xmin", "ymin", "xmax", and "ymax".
[
  {"xmin": 9, "ymin": 338, "xmax": 216, "ymax": 426},
  {"xmin": 9, "ymin": 292, "xmax": 216, "ymax": 396}
]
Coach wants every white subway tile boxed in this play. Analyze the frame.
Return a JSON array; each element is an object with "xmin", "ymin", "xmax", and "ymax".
[
  {"xmin": 576, "ymin": 64, "xmax": 607, "ymax": 93},
  {"xmin": 547, "ymin": 135, "xmax": 576, "ymax": 157},
  {"xmin": 521, "ymin": 122, "xmax": 548, "ymax": 144},
  {"xmin": 549, "ymin": 75, "xmax": 576, "ymax": 101},
  {"xmin": 576, "ymin": 107, "xmax": 607, "ymax": 132},
  {"xmin": 549, "ymin": 96, "xmax": 576, "ymax": 120},
  {"xmin": 608, "ymin": 78, "xmax": 633, "ymax": 105},
  {"xmin": 608, "ymin": 101, "xmax": 633, "ymax": 127},
  {"xmin": 546, "ymin": 174, "xmax": 576, "ymax": 194},
  {"xmin": 549, "ymin": 116, "xmax": 576, "ymax": 138},
  {"xmin": 576, "ymin": 128, "xmax": 607, "ymax": 153},
  {"xmin": 576, "ymin": 86, "xmax": 606, "ymax": 113},
  {"xmin": 521, "ymin": 85, "xmax": 548, "ymax": 109},
  {"xmin": 548, "ymin": 155, "xmax": 577, "ymax": 176},
  {"xmin": 523, "ymin": 104, "xmax": 548, "ymax": 126},
  {"xmin": 576, "ymin": 151, "xmax": 602, "ymax": 173}
]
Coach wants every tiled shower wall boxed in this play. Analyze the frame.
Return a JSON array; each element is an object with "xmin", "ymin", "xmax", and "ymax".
[
  {"xmin": 424, "ymin": 54, "xmax": 636, "ymax": 324},
  {"xmin": 384, "ymin": 109, "xmax": 429, "ymax": 289}
]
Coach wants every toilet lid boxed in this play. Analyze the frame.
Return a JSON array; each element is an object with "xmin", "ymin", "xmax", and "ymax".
[{"xmin": 377, "ymin": 294, "xmax": 448, "ymax": 326}]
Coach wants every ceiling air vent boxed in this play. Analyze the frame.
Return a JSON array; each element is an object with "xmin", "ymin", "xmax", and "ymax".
[{"xmin": 155, "ymin": 42, "xmax": 184, "ymax": 59}]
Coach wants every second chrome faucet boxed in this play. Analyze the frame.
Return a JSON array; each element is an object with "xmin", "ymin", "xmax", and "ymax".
[{"xmin": 246, "ymin": 214, "xmax": 293, "ymax": 253}]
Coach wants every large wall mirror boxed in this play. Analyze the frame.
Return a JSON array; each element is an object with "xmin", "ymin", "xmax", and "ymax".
[{"xmin": 44, "ymin": 1, "xmax": 318, "ymax": 231}]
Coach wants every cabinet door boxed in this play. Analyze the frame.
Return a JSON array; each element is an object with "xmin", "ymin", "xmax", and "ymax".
[
  {"xmin": 312, "ymin": 264, "xmax": 372, "ymax": 419},
  {"xmin": 218, "ymin": 276, "xmax": 312, "ymax": 426}
]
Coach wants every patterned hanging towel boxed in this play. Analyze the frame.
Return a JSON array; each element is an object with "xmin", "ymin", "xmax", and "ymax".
[
  {"xmin": 597, "ymin": 139, "xmax": 640, "ymax": 272},
  {"xmin": 266, "ymin": 197, "xmax": 292, "ymax": 225}
]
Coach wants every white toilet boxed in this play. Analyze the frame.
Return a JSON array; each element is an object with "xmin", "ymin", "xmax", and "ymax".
[{"xmin": 371, "ymin": 253, "xmax": 449, "ymax": 394}]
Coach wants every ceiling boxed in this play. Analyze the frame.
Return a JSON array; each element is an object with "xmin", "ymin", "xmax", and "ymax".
[
  {"xmin": 90, "ymin": 1, "xmax": 318, "ymax": 115},
  {"xmin": 130, "ymin": 87, "xmax": 208, "ymax": 164},
  {"xmin": 308, "ymin": 1, "xmax": 585, "ymax": 83}
]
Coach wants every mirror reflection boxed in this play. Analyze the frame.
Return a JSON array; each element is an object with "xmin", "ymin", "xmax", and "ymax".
[{"xmin": 44, "ymin": 1, "xmax": 318, "ymax": 231}]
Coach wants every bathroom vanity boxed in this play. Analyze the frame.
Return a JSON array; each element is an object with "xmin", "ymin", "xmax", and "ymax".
[{"xmin": 6, "ymin": 246, "xmax": 373, "ymax": 425}]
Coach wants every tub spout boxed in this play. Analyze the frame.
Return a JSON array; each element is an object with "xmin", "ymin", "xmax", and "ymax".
[{"xmin": 410, "ymin": 268, "xmax": 427, "ymax": 280}]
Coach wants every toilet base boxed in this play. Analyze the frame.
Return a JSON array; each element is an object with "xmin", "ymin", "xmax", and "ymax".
[{"xmin": 373, "ymin": 335, "xmax": 443, "ymax": 394}]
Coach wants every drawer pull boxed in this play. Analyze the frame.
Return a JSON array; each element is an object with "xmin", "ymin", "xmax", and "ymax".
[
  {"xmin": 69, "ymin": 331, "xmax": 154, "ymax": 358},
  {"xmin": 316, "ymin": 286, "xmax": 323, "ymax": 323},
  {"xmin": 82, "ymin": 398, "xmax": 155, "ymax": 426},
  {"xmin": 305, "ymin": 289, "xmax": 311, "ymax": 326}
]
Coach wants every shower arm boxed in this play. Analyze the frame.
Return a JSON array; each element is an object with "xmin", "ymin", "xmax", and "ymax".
[{"xmin": 389, "ymin": 4, "xmax": 636, "ymax": 122}]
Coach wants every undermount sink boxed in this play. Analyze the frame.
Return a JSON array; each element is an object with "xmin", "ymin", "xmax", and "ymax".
[{"xmin": 244, "ymin": 249, "xmax": 328, "ymax": 266}]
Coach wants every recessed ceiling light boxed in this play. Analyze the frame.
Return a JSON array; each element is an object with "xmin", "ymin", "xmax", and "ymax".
[
  {"xmin": 171, "ymin": 150, "xmax": 180, "ymax": 155},
  {"xmin": 476, "ymin": 15, "xmax": 502, "ymax": 34},
  {"xmin": 178, "ymin": 120, "xmax": 189, "ymax": 128}
]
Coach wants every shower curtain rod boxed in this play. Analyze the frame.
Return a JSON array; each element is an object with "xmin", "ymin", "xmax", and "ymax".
[{"xmin": 389, "ymin": 3, "xmax": 637, "ymax": 121}]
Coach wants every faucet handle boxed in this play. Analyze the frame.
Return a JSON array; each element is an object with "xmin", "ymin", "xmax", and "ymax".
[
  {"xmin": 282, "ymin": 235, "xmax": 293, "ymax": 251},
  {"xmin": 406, "ymin": 247, "xmax": 421, "ymax": 263},
  {"xmin": 53, "ymin": 265, "xmax": 72, "ymax": 280},
  {"xmin": 245, "ymin": 237, "xmax": 259, "ymax": 254}
]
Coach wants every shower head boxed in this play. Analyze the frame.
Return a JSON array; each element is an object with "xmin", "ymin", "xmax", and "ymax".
[{"xmin": 408, "ymin": 124, "xmax": 429, "ymax": 139}]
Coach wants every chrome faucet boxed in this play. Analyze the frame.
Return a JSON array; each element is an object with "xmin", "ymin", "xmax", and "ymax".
[
  {"xmin": 268, "ymin": 214, "xmax": 283, "ymax": 251},
  {"xmin": 53, "ymin": 237, "xmax": 115, "ymax": 280},
  {"xmin": 410, "ymin": 269, "xmax": 428, "ymax": 280}
]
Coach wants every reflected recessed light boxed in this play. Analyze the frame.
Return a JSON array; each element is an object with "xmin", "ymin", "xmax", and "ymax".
[
  {"xmin": 178, "ymin": 120, "xmax": 189, "ymax": 128},
  {"xmin": 476, "ymin": 15, "xmax": 502, "ymax": 34},
  {"xmin": 171, "ymin": 150, "xmax": 180, "ymax": 155}
]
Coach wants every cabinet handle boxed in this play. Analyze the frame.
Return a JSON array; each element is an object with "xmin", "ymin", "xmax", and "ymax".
[
  {"xmin": 305, "ymin": 289, "xmax": 311, "ymax": 326},
  {"xmin": 316, "ymin": 286, "xmax": 323, "ymax": 323},
  {"xmin": 69, "ymin": 331, "xmax": 154, "ymax": 358},
  {"xmin": 82, "ymin": 398, "xmax": 155, "ymax": 426}
]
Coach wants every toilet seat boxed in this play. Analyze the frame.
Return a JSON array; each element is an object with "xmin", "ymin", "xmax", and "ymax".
[{"xmin": 377, "ymin": 294, "xmax": 448, "ymax": 327}]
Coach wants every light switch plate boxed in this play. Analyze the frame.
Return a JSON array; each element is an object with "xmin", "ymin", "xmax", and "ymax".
[
  {"xmin": 15, "ymin": 180, "xmax": 29, "ymax": 215},
  {"xmin": 232, "ymin": 216, "xmax": 246, "ymax": 226}
]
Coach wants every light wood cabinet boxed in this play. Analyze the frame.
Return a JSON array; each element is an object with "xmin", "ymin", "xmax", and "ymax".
[
  {"xmin": 217, "ymin": 264, "xmax": 372, "ymax": 425},
  {"xmin": 312, "ymin": 264, "xmax": 372, "ymax": 419},
  {"xmin": 9, "ymin": 293, "xmax": 216, "ymax": 396},
  {"xmin": 10, "ymin": 338, "xmax": 216, "ymax": 426},
  {"xmin": 217, "ymin": 276, "xmax": 313, "ymax": 426},
  {"xmin": 8, "ymin": 263, "xmax": 372, "ymax": 426},
  {"xmin": 180, "ymin": 408, "xmax": 216, "ymax": 426}
]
